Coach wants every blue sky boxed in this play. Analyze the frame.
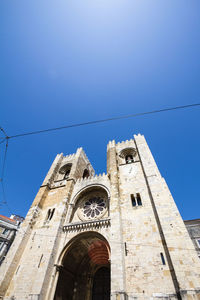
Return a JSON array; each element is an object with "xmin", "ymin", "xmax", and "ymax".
[{"xmin": 0, "ymin": 0, "xmax": 200, "ymax": 220}]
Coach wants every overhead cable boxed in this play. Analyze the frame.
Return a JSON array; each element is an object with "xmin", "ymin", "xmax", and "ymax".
[
  {"xmin": 0, "ymin": 140, "xmax": 9, "ymax": 207},
  {"xmin": 0, "ymin": 103, "xmax": 199, "ymax": 140}
]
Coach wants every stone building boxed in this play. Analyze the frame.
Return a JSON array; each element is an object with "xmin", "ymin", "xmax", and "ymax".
[
  {"xmin": 184, "ymin": 219, "xmax": 200, "ymax": 260},
  {"xmin": 0, "ymin": 215, "xmax": 24, "ymax": 266},
  {"xmin": 0, "ymin": 134, "xmax": 200, "ymax": 300}
]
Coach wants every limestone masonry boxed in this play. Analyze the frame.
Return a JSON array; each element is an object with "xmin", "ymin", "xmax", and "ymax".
[{"xmin": 0, "ymin": 134, "xmax": 200, "ymax": 300}]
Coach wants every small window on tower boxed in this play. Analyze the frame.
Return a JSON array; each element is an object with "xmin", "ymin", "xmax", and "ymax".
[
  {"xmin": 131, "ymin": 194, "xmax": 136, "ymax": 207},
  {"xmin": 136, "ymin": 193, "xmax": 142, "ymax": 206},
  {"xmin": 131, "ymin": 193, "xmax": 142, "ymax": 207},
  {"xmin": 83, "ymin": 169, "xmax": 90, "ymax": 179},
  {"xmin": 160, "ymin": 252, "xmax": 166, "ymax": 265},
  {"xmin": 125, "ymin": 155, "xmax": 134, "ymax": 164},
  {"xmin": 119, "ymin": 147, "xmax": 137, "ymax": 165},
  {"xmin": 46, "ymin": 208, "xmax": 55, "ymax": 222},
  {"xmin": 59, "ymin": 164, "xmax": 72, "ymax": 180}
]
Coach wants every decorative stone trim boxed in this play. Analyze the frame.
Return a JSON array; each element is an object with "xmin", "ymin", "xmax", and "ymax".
[
  {"xmin": 41, "ymin": 178, "xmax": 76, "ymax": 190},
  {"xmin": 50, "ymin": 179, "xmax": 67, "ymax": 189},
  {"xmin": 63, "ymin": 218, "xmax": 110, "ymax": 233}
]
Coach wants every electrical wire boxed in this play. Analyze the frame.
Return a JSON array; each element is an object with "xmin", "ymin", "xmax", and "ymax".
[
  {"xmin": 0, "ymin": 138, "xmax": 6, "ymax": 145},
  {"xmin": 0, "ymin": 103, "xmax": 199, "ymax": 140},
  {"xmin": 0, "ymin": 139, "xmax": 9, "ymax": 208},
  {"xmin": 1, "ymin": 139, "xmax": 8, "ymax": 180},
  {"xmin": 0, "ymin": 127, "xmax": 8, "ymax": 138},
  {"xmin": 0, "ymin": 103, "xmax": 200, "ymax": 218}
]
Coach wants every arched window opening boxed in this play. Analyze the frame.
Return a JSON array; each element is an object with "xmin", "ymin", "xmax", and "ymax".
[
  {"xmin": 59, "ymin": 164, "xmax": 72, "ymax": 180},
  {"xmin": 125, "ymin": 155, "xmax": 134, "ymax": 164},
  {"xmin": 119, "ymin": 147, "xmax": 137, "ymax": 165},
  {"xmin": 131, "ymin": 193, "xmax": 142, "ymax": 207},
  {"xmin": 83, "ymin": 169, "xmax": 89, "ymax": 179}
]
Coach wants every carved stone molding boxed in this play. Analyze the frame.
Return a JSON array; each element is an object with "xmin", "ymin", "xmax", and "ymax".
[
  {"xmin": 63, "ymin": 218, "xmax": 110, "ymax": 233},
  {"xmin": 50, "ymin": 179, "xmax": 67, "ymax": 189}
]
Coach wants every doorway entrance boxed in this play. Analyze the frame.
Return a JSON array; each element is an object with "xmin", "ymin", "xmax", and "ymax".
[
  {"xmin": 92, "ymin": 267, "xmax": 110, "ymax": 300},
  {"xmin": 54, "ymin": 232, "xmax": 110, "ymax": 300}
]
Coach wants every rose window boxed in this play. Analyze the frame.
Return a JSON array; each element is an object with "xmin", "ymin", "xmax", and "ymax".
[{"xmin": 83, "ymin": 197, "xmax": 106, "ymax": 219}]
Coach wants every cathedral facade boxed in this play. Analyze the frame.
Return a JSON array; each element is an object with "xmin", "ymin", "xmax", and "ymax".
[{"xmin": 0, "ymin": 134, "xmax": 200, "ymax": 300}]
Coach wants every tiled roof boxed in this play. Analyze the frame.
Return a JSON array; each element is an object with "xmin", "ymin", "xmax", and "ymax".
[{"xmin": 0, "ymin": 215, "xmax": 17, "ymax": 224}]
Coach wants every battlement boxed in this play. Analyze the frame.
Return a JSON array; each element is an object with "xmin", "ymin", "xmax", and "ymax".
[
  {"xmin": 107, "ymin": 140, "xmax": 115, "ymax": 150},
  {"xmin": 63, "ymin": 153, "xmax": 76, "ymax": 161},
  {"xmin": 107, "ymin": 134, "xmax": 144, "ymax": 151},
  {"xmin": 76, "ymin": 173, "xmax": 107, "ymax": 184},
  {"xmin": 116, "ymin": 138, "xmax": 135, "ymax": 148}
]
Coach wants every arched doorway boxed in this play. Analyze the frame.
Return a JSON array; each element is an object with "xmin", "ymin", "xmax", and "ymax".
[{"xmin": 54, "ymin": 232, "xmax": 110, "ymax": 300}]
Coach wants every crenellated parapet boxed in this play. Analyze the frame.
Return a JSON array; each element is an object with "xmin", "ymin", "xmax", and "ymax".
[
  {"xmin": 107, "ymin": 140, "xmax": 115, "ymax": 150},
  {"xmin": 116, "ymin": 138, "xmax": 135, "ymax": 150},
  {"xmin": 76, "ymin": 172, "xmax": 107, "ymax": 184},
  {"xmin": 70, "ymin": 173, "xmax": 110, "ymax": 205}
]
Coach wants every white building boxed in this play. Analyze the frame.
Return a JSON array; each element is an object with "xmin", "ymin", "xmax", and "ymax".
[{"xmin": 0, "ymin": 215, "xmax": 24, "ymax": 265}]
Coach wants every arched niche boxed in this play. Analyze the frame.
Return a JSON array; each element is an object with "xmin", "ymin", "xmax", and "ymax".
[
  {"xmin": 119, "ymin": 147, "xmax": 138, "ymax": 164},
  {"xmin": 69, "ymin": 185, "xmax": 110, "ymax": 223},
  {"xmin": 54, "ymin": 232, "xmax": 110, "ymax": 300},
  {"xmin": 56, "ymin": 163, "xmax": 72, "ymax": 181}
]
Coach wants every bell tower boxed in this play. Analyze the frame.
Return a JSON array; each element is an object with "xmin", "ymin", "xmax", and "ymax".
[
  {"xmin": 107, "ymin": 134, "xmax": 200, "ymax": 299},
  {"xmin": 0, "ymin": 147, "xmax": 94, "ymax": 300}
]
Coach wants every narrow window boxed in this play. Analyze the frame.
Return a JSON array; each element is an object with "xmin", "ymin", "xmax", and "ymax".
[
  {"xmin": 131, "ymin": 194, "xmax": 136, "ymax": 207},
  {"xmin": 46, "ymin": 209, "xmax": 51, "ymax": 221},
  {"xmin": 38, "ymin": 254, "xmax": 43, "ymax": 268},
  {"xmin": 196, "ymin": 239, "xmax": 200, "ymax": 248},
  {"xmin": 136, "ymin": 193, "xmax": 142, "ymax": 206},
  {"xmin": 47, "ymin": 209, "xmax": 51, "ymax": 220},
  {"xmin": 124, "ymin": 242, "xmax": 128, "ymax": 256},
  {"xmin": 83, "ymin": 169, "xmax": 89, "ymax": 179},
  {"xmin": 2, "ymin": 228, "xmax": 9, "ymax": 235},
  {"xmin": 125, "ymin": 155, "xmax": 133, "ymax": 164},
  {"xmin": 46, "ymin": 208, "xmax": 55, "ymax": 221},
  {"xmin": 49, "ymin": 208, "xmax": 55, "ymax": 220},
  {"xmin": 16, "ymin": 265, "xmax": 20, "ymax": 274},
  {"xmin": 160, "ymin": 252, "xmax": 166, "ymax": 265}
]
